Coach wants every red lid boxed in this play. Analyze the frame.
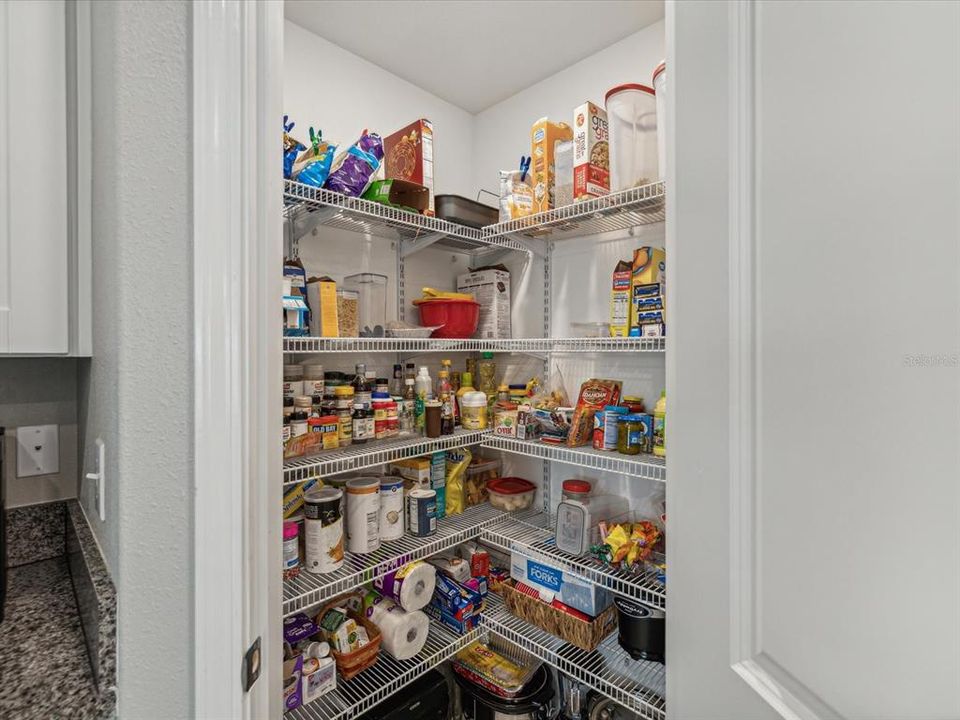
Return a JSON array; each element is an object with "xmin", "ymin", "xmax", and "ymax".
[
  {"xmin": 562, "ymin": 479, "xmax": 592, "ymax": 495},
  {"xmin": 605, "ymin": 83, "xmax": 656, "ymax": 103},
  {"xmin": 488, "ymin": 477, "xmax": 536, "ymax": 495},
  {"xmin": 652, "ymin": 61, "xmax": 666, "ymax": 83}
]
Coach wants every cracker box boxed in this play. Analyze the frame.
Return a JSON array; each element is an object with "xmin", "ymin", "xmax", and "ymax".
[
  {"xmin": 573, "ymin": 101, "xmax": 610, "ymax": 201},
  {"xmin": 389, "ymin": 456, "xmax": 432, "ymax": 489},
  {"xmin": 457, "ymin": 267, "xmax": 511, "ymax": 339},
  {"xmin": 610, "ymin": 258, "xmax": 632, "ymax": 337},
  {"xmin": 630, "ymin": 247, "xmax": 666, "ymax": 336},
  {"xmin": 531, "ymin": 118, "xmax": 573, "ymax": 213},
  {"xmin": 384, "ymin": 119, "xmax": 435, "ymax": 215}
]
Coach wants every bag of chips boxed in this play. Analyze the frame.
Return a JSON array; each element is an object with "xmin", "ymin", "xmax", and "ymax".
[{"xmin": 324, "ymin": 130, "xmax": 384, "ymax": 197}]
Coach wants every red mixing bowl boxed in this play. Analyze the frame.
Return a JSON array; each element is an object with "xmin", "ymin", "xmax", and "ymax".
[{"xmin": 413, "ymin": 298, "xmax": 480, "ymax": 338}]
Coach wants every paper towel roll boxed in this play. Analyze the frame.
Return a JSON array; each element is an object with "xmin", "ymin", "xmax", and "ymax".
[
  {"xmin": 365, "ymin": 595, "xmax": 430, "ymax": 660},
  {"xmin": 372, "ymin": 560, "xmax": 437, "ymax": 612}
]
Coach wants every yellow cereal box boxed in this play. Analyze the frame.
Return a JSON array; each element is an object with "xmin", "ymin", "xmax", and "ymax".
[{"xmin": 531, "ymin": 118, "xmax": 573, "ymax": 213}]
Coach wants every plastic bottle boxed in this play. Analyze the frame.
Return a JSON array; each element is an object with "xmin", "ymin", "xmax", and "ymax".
[
  {"xmin": 653, "ymin": 390, "xmax": 666, "ymax": 458},
  {"xmin": 414, "ymin": 366, "xmax": 432, "ymax": 432},
  {"xmin": 455, "ymin": 371, "xmax": 476, "ymax": 427},
  {"xmin": 436, "ymin": 362, "xmax": 454, "ymax": 435},
  {"xmin": 437, "ymin": 360, "xmax": 452, "ymax": 399}
]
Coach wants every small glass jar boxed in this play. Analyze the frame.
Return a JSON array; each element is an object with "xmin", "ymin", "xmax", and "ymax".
[
  {"xmin": 352, "ymin": 404, "xmax": 372, "ymax": 444},
  {"xmin": 294, "ymin": 395, "xmax": 313, "ymax": 417},
  {"xmin": 372, "ymin": 392, "xmax": 391, "ymax": 440},
  {"xmin": 336, "ymin": 408, "xmax": 353, "ymax": 446},
  {"xmin": 386, "ymin": 398, "xmax": 400, "ymax": 437},
  {"xmin": 375, "ymin": 378, "xmax": 390, "ymax": 394},
  {"xmin": 333, "ymin": 386, "xmax": 355, "ymax": 412},
  {"xmin": 283, "ymin": 364, "xmax": 304, "ymax": 400},
  {"xmin": 623, "ymin": 395, "xmax": 645, "ymax": 414},
  {"xmin": 290, "ymin": 411, "xmax": 309, "ymax": 438}
]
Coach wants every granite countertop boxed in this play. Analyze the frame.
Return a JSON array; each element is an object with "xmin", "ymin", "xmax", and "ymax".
[{"xmin": 0, "ymin": 557, "xmax": 102, "ymax": 719}]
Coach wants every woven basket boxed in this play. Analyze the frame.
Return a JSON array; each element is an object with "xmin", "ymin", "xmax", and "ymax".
[
  {"xmin": 314, "ymin": 594, "xmax": 382, "ymax": 681},
  {"xmin": 500, "ymin": 580, "xmax": 617, "ymax": 652}
]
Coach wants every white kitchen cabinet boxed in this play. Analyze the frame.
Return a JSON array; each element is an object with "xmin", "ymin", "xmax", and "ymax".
[{"xmin": 0, "ymin": 0, "xmax": 89, "ymax": 356}]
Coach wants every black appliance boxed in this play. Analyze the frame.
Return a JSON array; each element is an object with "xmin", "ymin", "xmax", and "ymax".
[
  {"xmin": 358, "ymin": 668, "xmax": 449, "ymax": 720},
  {"xmin": 455, "ymin": 663, "xmax": 555, "ymax": 720},
  {"xmin": 613, "ymin": 597, "xmax": 665, "ymax": 663},
  {"xmin": 1, "ymin": 426, "xmax": 6, "ymax": 623}
]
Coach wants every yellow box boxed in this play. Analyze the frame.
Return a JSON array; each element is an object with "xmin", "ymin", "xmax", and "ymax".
[
  {"xmin": 631, "ymin": 247, "xmax": 665, "ymax": 332},
  {"xmin": 307, "ymin": 277, "xmax": 339, "ymax": 337},
  {"xmin": 530, "ymin": 118, "xmax": 573, "ymax": 213}
]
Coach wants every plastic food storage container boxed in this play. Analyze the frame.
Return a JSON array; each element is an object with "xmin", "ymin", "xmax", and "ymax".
[
  {"xmin": 413, "ymin": 298, "xmax": 480, "ymax": 338},
  {"xmin": 571, "ymin": 321, "xmax": 610, "ymax": 338},
  {"xmin": 652, "ymin": 61, "xmax": 667, "ymax": 180},
  {"xmin": 605, "ymin": 83, "xmax": 658, "ymax": 192},
  {"xmin": 343, "ymin": 273, "xmax": 387, "ymax": 337},
  {"xmin": 554, "ymin": 140, "xmax": 574, "ymax": 208},
  {"xmin": 336, "ymin": 289, "xmax": 360, "ymax": 337},
  {"xmin": 487, "ymin": 477, "xmax": 536, "ymax": 511},
  {"xmin": 561, "ymin": 479, "xmax": 592, "ymax": 502}
]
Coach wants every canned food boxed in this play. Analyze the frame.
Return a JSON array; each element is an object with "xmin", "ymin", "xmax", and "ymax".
[
  {"xmin": 407, "ymin": 488, "xmax": 437, "ymax": 537},
  {"xmin": 378, "ymin": 476, "xmax": 405, "ymax": 541},
  {"xmin": 345, "ymin": 477, "xmax": 380, "ymax": 554},
  {"xmin": 304, "ymin": 488, "xmax": 344, "ymax": 574}
]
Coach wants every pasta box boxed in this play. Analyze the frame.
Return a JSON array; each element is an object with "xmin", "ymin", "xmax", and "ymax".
[
  {"xmin": 384, "ymin": 119, "xmax": 435, "ymax": 215},
  {"xmin": 510, "ymin": 548, "xmax": 612, "ymax": 617}
]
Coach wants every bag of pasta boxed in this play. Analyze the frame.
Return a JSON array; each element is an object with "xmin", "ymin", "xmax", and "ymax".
[{"xmin": 445, "ymin": 448, "xmax": 472, "ymax": 517}]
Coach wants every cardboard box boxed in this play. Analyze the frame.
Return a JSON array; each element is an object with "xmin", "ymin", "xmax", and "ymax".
[
  {"xmin": 573, "ymin": 102, "xmax": 609, "ymax": 201},
  {"xmin": 531, "ymin": 118, "xmax": 573, "ymax": 213},
  {"xmin": 384, "ymin": 119, "xmax": 435, "ymax": 215},
  {"xmin": 510, "ymin": 548, "xmax": 612, "ymax": 617},
  {"xmin": 630, "ymin": 247, "xmax": 666, "ymax": 335},
  {"xmin": 306, "ymin": 277, "xmax": 339, "ymax": 338},
  {"xmin": 389, "ymin": 457, "xmax": 431, "ymax": 489},
  {"xmin": 610, "ymin": 259, "xmax": 632, "ymax": 337},
  {"xmin": 457, "ymin": 266, "xmax": 511, "ymax": 339}
]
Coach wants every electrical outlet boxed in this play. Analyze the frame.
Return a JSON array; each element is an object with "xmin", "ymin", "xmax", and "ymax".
[{"xmin": 85, "ymin": 438, "xmax": 106, "ymax": 521}]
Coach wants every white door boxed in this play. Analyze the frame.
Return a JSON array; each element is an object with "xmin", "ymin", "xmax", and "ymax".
[
  {"xmin": 0, "ymin": 0, "xmax": 68, "ymax": 354},
  {"xmin": 668, "ymin": 2, "xmax": 960, "ymax": 719}
]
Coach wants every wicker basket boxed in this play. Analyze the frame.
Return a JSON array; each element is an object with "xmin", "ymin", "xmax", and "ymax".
[
  {"xmin": 500, "ymin": 580, "xmax": 617, "ymax": 652},
  {"xmin": 314, "ymin": 594, "xmax": 383, "ymax": 681}
]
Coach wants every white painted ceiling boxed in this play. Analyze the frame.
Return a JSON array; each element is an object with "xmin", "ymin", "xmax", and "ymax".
[{"xmin": 284, "ymin": 1, "xmax": 665, "ymax": 113}]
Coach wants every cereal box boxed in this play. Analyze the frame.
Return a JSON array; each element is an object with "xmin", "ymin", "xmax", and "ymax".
[
  {"xmin": 610, "ymin": 258, "xmax": 632, "ymax": 337},
  {"xmin": 530, "ymin": 118, "xmax": 573, "ymax": 213},
  {"xmin": 384, "ymin": 119, "xmax": 435, "ymax": 215},
  {"xmin": 573, "ymin": 102, "xmax": 609, "ymax": 201}
]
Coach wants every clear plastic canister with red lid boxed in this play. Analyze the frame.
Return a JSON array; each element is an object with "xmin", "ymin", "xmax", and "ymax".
[
  {"xmin": 562, "ymin": 479, "xmax": 592, "ymax": 502},
  {"xmin": 605, "ymin": 83, "xmax": 659, "ymax": 192}
]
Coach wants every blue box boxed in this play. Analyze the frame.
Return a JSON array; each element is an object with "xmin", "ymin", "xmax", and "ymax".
[{"xmin": 510, "ymin": 549, "xmax": 612, "ymax": 617}]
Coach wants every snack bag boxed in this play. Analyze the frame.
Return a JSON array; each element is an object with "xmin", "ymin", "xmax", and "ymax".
[
  {"xmin": 324, "ymin": 130, "xmax": 384, "ymax": 197},
  {"xmin": 445, "ymin": 448, "xmax": 472, "ymax": 516},
  {"xmin": 283, "ymin": 115, "xmax": 306, "ymax": 180},
  {"xmin": 498, "ymin": 169, "xmax": 533, "ymax": 222},
  {"xmin": 293, "ymin": 127, "xmax": 336, "ymax": 188},
  {"xmin": 567, "ymin": 378, "xmax": 622, "ymax": 447}
]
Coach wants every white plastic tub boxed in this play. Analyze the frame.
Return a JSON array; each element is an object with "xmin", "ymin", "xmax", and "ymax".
[
  {"xmin": 605, "ymin": 83, "xmax": 658, "ymax": 192},
  {"xmin": 652, "ymin": 61, "xmax": 667, "ymax": 180}
]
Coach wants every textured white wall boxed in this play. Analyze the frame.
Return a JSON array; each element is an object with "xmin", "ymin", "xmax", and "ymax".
[{"xmin": 78, "ymin": 1, "xmax": 193, "ymax": 716}]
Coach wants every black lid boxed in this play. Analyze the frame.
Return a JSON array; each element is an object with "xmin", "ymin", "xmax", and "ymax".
[{"xmin": 283, "ymin": 397, "xmax": 294, "ymax": 407}]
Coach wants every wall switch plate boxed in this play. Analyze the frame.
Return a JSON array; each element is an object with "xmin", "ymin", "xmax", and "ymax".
[
  {"xmin": 16, "ymin": 424, "xmax": 59, "ymax": 477},
  {"xmin": 85, "ymin": 438, "xmax": 105, "ymax": 521}
]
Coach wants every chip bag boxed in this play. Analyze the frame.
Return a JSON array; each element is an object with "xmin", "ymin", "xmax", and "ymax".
[
  {"xmin": 445, "ymin": 448, "xmax": 472, "ymax": 517},
  {"xmin": 292, "ymin": 127, "xmax": 336, "ymax": 188},
  {"xmin": 324, "ymin": 130, "xmax": 384, "ymax": 197}
]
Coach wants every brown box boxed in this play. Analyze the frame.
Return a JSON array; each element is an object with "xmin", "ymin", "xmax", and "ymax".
[{"xmin": 384, "ymin": 119, "xmax": 435, "ymax": 215}]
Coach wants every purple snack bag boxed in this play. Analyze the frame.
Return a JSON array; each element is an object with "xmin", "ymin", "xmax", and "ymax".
[
  {"xmin": 283, "ymin": 612, "xmax": 317, "ymax": 646},
  {"xmin": 324, "ymin": 131, "xmax": 384, "ymax": 197}
]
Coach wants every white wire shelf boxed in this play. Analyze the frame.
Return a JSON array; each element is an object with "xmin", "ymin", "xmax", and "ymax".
[
  {"xmin": 284, "ymin": 504, "xmax": 537, "ymax": 616},
  {"xmin": 283, "ymin": 336, "xmax": 665, "ymax": 354},
  {"xmin": 483, "ymin": 181, "xmax": 665, "ymax": 242},
  {"xmin": 481, "ymin": 437, "xmax": 666, "ymax": 482},
  {"xmin": 286, "ymin": 618, "xmax": 483, "ymax": 720},
  {"xmin": 482, "ymin": 593, "xmax": 666, "ymax": 720},
  {"xmin": 482, "ymin": 513, "xmax": 665, "ymax": 611},
  {"xmin": 283, "ymin": 180, "xmax": 531, "ymax": 255},
  {"xmin": 283, "ymin": 428, "xmax": 490, "ymax": 485}
]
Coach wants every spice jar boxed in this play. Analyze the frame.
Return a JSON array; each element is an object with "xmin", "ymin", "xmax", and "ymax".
[
  {"xmin": 375, "ymin": 378, "xmax": 390, "ymax": 394},
  {"xmin": 302, "ymin": 363, "xmax": 325, "ymax": 400},
  {"xmin": 425, "ymin": 400, "xmax": 442, "ymax": 438},
  {"xmin": 336, "ymin": 407, "xmax": 353, "ymax": 446},
  {"xmin": 284, "ymin": 364, "xmax": 304, "ymax": 400},
  {"xmin": 352, "ymin": 404, "xmax": 373, "ymax": 444},
  {"xmin": 290, "ymin": 411, "xmax": 309, "ymax": 438},
  {"xmin": 333, "ymin": 385, "xmax": 354, "ymax": 411},
  {"xmin": 387, "ymin": 397, "xmax": 400, "ymax": 437},
  {"xmin": 372, "ymin": 392, "xmax": 392, "ymax": 440},
  {"xmin": 294, "ymin": 395, "xmax": 313, "ymax": 419},
  {"xmin": 283, "ymin": 521, "xmax": 300, "ymax": 579}
]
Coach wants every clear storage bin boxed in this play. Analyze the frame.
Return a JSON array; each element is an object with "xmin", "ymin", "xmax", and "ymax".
[
  {"xmin": 605, "ymin": 83, "xmax": 658, "ymax": 192},
  {"xmin": 652, "ymin": 61, "xmax": 667, "ymax": 180},
  {"xmin": 343, "ymin": 273, "xmax": 387, "ymax": 337},
  {"xmin": 554, "ymin": 139, "xmax": 574, "ymax": 208}
]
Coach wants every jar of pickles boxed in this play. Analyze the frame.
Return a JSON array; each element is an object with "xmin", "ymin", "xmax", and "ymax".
[{"xmin": 617, "ymin": 413, "xmax": 653, "ymax": 455}]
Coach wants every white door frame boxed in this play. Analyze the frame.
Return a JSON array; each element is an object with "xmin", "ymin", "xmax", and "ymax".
[{"xmin": 193, "ymin": 2, "xmax": 283, "ymax": 717}]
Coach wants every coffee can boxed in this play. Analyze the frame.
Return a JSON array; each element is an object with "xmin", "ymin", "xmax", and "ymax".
[
  {"xmin": 406, "ymin": 488, "xmax": 437, "ymax": 537},
  {"xmin": 304, "ymin": 488, "xmax": 344, "ymax": 574},
  {"xmin": 345, "ymin": 477, "xmax": 381, "ymax": 554}
]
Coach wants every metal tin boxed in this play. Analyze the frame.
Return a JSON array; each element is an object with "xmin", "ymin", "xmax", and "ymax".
[
  {"xmin": 379, "ymin": 476, "xmax": 405, "ymax": 541},
  {"xmin": 345, "ymin": 477, "xmax": 381, "ymax": 553},
  {"xmin": 304, "ymin": 488, "xmax": 344, "ymax": 574},
  {"xmin": 406, "ymin": 488, "xmax": 437, "ymax": 537}
]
